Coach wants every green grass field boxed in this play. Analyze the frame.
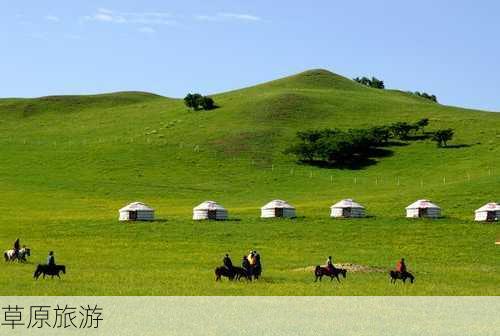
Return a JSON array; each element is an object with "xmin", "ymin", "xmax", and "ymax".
[{"xmin": 0, "ymin": 69, "xmax": 498, "ymax": 295}]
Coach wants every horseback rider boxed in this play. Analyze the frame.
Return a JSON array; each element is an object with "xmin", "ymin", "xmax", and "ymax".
[
  {"xmin": 47, "ymin": 251, "xmax": 55, "ymax": 268},
  {"xmin": 326, "ymin": 256, "xmax": 334, "ymax": 272},
  {"xmin": 396, "ymin": 258, "xmax": 407, "ymax": 274},
  {"xmin": 242, "ymin": 255, "xmax": 251, "ymax": 275},
  {"xmin": 223, "ymin": 253, "xmax": 233, "ymax": 271},
  {"xmin": 13, "ymin": 238, "xmax": 20, "ymax": 259},
  {"xmin": 247, "ymin": 250, "xmax": 256, "ymax": 266}
]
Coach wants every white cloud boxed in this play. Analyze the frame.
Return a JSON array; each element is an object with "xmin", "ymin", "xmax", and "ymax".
[
  {"xmin": 44, "ymin": 15, "xmax": 60, "ymax": 22},
  {"xmin": 84, "ymin": 8, "xmax": 174, "ymax": 25},
  {"xmin": 138, "ymin": 27, "xmax": 155, "ymax": 34},
  {"xmin": 195, "ymin": 12, "xmax": 261, "ymax": 22},
  {"xmin": 219, "ymin": 13, "xmax": 261, "ymax": 21}
]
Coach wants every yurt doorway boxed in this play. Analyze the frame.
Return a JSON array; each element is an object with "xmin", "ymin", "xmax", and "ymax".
[
  {"xmin": 342, "ymin": 208, "xmax": 351, "ymax": 217},
  {"xmin": 129, "ymin": 211, "xmax": 138, "ymax": 221},
  {"xmin": 208, "ymin": 210, "xmax": 217, "ymax": 220},
  {"xmin": 486, "ymin": 211, "xmax": 495, "ymax": 221},
  {"xmin": 275, "ymin": 208, "xmax": 284, "ymax": 217},
  {"xmin": 418, "ymin": 208, "xmax": 427, "ymax": 217}
]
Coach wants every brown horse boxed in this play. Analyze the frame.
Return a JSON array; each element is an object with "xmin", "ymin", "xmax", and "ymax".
[
  {"xmin": 389, "ymin": 270, "xmax": 415, "ymax": 284},
  {"xmin": 314, "ymin": 266, "xmax": 347, "ymax": 282}
]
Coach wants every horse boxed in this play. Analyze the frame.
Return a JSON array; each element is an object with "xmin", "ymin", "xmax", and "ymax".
[
  {"xmin": 33, "ymin": 264, "xmax": 66, "ymax": 280},
  {"xmin": 314, "ymin": 265, "xmax": 347, "ymax": 282},
  {"xmin": 215, "ymin": 266, "xmax": 235, "ymax": 281},
  {"xmin": 389, "ymin": 270, "xmax": 415, "ymax": 284},
  {"xmin": 233, "ymin": 266, "xmax": 251, "ymax": 281},
  {"xmin": 4, "ymin": 247, "xmax": 31, "ymax": 262}
]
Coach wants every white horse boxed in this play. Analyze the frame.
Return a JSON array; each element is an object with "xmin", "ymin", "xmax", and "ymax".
[{"xmin": 4, "ymin": 247, "xmax": 31, "ymax": 262}]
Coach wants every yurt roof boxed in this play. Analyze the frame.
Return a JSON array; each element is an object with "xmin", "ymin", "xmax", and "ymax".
[
  {"xmin": 406, "ymin": 199, "xmax": 440, "ymax": 210},
  {"xmin": 261, "ymin": 200, "xmax": 295, "ymax": 210},
  {"xmin": 475, "ymin": 202, "xmax": 500, "ymax": 213},
  {"xmin": 193, "ymin": 201, "xmax": 226, "ymax": 211},
  {"xmin": 331, "ymin": 199, "xmax": 364, "ymax": 209},
  {"xmin": 119, "ymin": 202, "xmax": 154, "ymax": 212}
]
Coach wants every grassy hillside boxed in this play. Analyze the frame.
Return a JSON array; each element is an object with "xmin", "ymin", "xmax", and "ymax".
[{"xmin": 0, "ymin": 69, "xmax": 498, "ymax": 295}]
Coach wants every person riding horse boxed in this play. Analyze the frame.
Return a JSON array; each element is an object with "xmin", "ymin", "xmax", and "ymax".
[
  {"xmin": 242, "ymin": 255, "xmax": 251, "ymax": 274},
  {"xmin": 223, "ymin": 254, "xmax": 233, "ymax": 271},
  {"xmin": 47, "ymin": 251, "xmax": 56, "ymax": 268},
  {"xmin": 13, "ymin": 238, "xmax": 20, "ymax": 260},
  {"xmin": 326, "ymin": 256, "xmax": 334, "ymax": 272},
  {"xmin": 396, "ymin": 258, "xmax": 407, "ymax": 274}
]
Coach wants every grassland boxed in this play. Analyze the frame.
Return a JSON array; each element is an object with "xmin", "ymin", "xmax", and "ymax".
[{"xmin": 0, "ymin": 69, "xmax": 498, "ymax": 295}]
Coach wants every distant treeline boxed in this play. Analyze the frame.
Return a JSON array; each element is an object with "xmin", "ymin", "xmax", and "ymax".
[
  {"xmin": 285, "ymin": 119, "xmax": 454, "ymax": 167},
  {"xmin": 353, "ymin": 76, "xmax": 385, "ymax": 89},
  {"xmin": 354, "ymin": 76, "xmax": 438, "ymax": 103},
  {"xmin": 410, "ymin": 91, "xmax": 438, "ymax": 103}
]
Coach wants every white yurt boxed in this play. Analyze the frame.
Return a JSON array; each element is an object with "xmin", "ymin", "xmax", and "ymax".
[
  {"xmin": 119, "ymin": 202, "xmax": 155, "ymax": 221},
  {"xmin": 474, "ymin": 202, "xmax": 500, "ymax": 222},
  {"xmin": 406, "ymin": 199, "xmax": 441, "ymax": 218},
  {"xmin": 193, "ymin": 201, "xmax": 228, "ymax": 220},
  {"xmin": 261, "ymin": 200, "xmax": 296, "ymax": 218},
  {"xmin": 330, "ymin": 199, "xmax": 365, "ymax": 218}
]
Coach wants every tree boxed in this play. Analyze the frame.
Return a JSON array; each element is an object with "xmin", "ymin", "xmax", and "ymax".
[
  {"xmin": 390, "ymin": 122, "xmax": 414, "ymax": 140},
  {"xmin": 183, "ymin": 93, "xmax": 195, "ymax": 109},
  {"xmin": 415, "ymin": 118, "xmax": 429, "ymax": 133},
  {"xmin": 413, "ymin": 91, "xmax": 438, "ymax": 103},
  {"xmin": 370, "ymin": 77, "xmax": 385, "ymax": 89},
  {"xmin": 200, "ymin": 96, "xmax": 215, "ymax": 110},
  {"xmin": 432, "ymin": 129, "xmax": 454, "ymax": 147},
  {"xmin": 184, "ymin": 93, "xmax": 203, "ymax": 110},
  {"xmin": 184, "ymin": 93, "xmax": 216, "ymax": 111},
  {"xmin": 353, "ymin": 76, "xmax": 385, "ymax": 89}
]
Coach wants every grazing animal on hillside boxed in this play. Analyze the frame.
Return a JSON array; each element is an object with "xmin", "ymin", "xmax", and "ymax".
[
  {"xmin": 314, "ymin": 266, "xmax": 347, "ymax": 282},
  {"xmin": 4, "ymin": 247, "xmax": 31, "ymax": 263},
  {"xmin": 389, "ymin": 270, "xmax": 415, "ymax": 284},
  {"xmin": 215, "ymin": 266, "xmax": 235, "ymax": 281},
  {"xmin": 33, "ymin": 264, "xmax": 66, "ymax": 280}
]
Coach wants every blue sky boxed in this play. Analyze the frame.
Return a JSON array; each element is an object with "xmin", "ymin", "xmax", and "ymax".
[{"xmin": 2, "ymin": 1, "xmax": 500, "ymax": 111}]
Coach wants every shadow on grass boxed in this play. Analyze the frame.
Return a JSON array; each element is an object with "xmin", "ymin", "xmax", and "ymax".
[
  {"xmin": 442, "ymin": 144, "xmax": 473, "ymax": 149},
  {"xmin": 299, "ymin": 148, "xmax": 394, "ymax": 170}
]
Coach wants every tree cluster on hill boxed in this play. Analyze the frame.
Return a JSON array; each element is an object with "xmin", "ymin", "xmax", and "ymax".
[
  {"xmin": 184, "ymin": 93, "xmax": 216, "ymax": 111},
  {"xmin": 353, "ymin": 76, "xmax": 385, "ymax": 89},
  {"xmin": 411, "ymin": 91, "xmax": 438, "ymax": 103},
  {"xmin": 285, "ymin": 119, "xmax": 454, "ymax": 166},
  {"xmin": 432, "ymin": 129, "xmax": 454, "ymax": 147}
]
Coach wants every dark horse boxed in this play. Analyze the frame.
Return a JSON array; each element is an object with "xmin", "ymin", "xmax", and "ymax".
[
  {"xmin": 389, "ymin": 270, "xmax": 415, "ymax": 284},
  {"xmin": 33, "ymin": 264, "xmax": 66, "ymax": 280},
  {"xmin": 233, "ymin": 266, "xmax": 252, "ymax": 281},
  {"xmin": 215, "ymin": 266, "xmax": 252, "ymax": 281},
  {"xmin": 314, "ymin": 266, "xmax": 347, "ymax": 282},
  {"xmin": 215, "ymin": 266, "xmax": 235, "ymax": 281}
]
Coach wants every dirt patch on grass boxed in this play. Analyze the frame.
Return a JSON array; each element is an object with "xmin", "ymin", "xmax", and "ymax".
[{"xmin": 293, "ymin": 263, "xmax": 387, "ymax": 273}]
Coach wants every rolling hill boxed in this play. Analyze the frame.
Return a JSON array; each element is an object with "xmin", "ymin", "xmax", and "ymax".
[{"xmin": 0, "ymin": 69, "xmax": 498, "ymax": 295}]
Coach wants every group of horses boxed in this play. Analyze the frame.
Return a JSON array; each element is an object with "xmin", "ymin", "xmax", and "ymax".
[
  {"xmin": 315, "ymin": 265, "xmax": 415, "ymax": 284},
  {"xmin": 216, "ymin": 262, "xmax": 415, "ymax": 284},
  {"xmin": 3, "ymin": 246, "xmax": 66, "ymax": 279},
  {"xmin": 215, "ymin": 261, "xmax": 262, "ymax": 281}
]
